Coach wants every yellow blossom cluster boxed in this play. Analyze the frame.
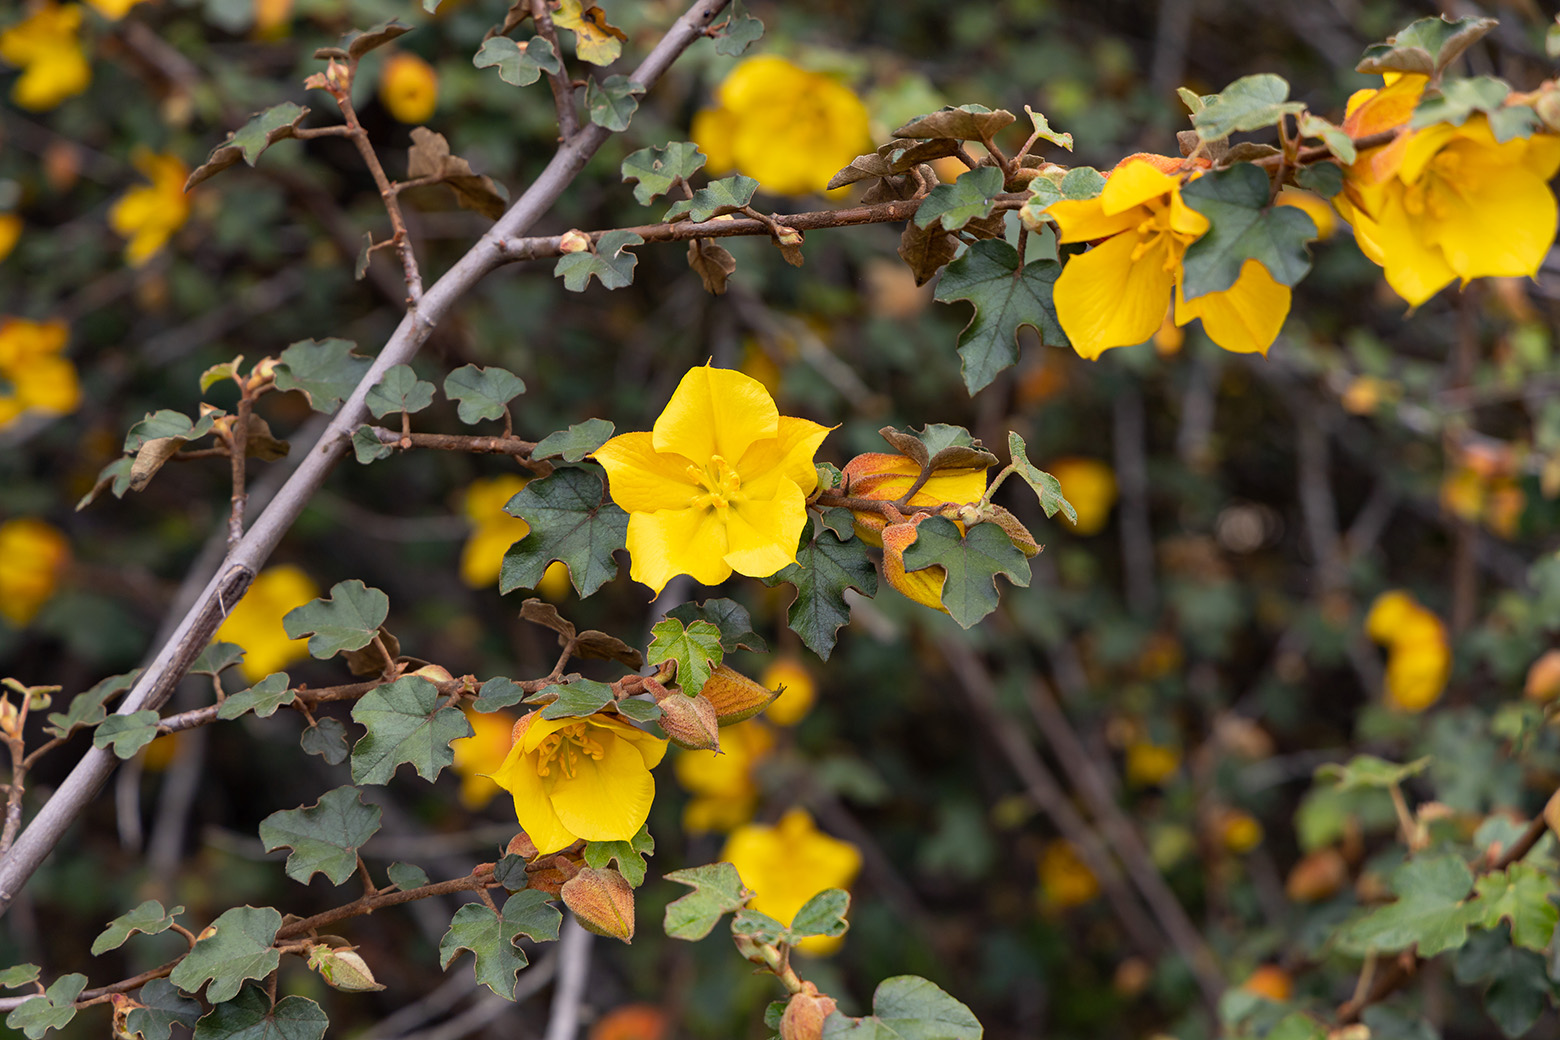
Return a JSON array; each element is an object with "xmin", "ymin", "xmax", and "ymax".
[
  {"xmin": 0, "ymin": 1, "xmax": 90, "ymax": 111},
  {"xmin": 0, "ymin": 317, "xmax": 81, "ymax": 429},
  {"xmin": 1364, "ymin": 589, "xmax": 1451, "ymax": 713},
  {"xmin": 692, "ymin": 55, "xmax": 872, "ymax": 196},
  {"xmin": 108, "ymin": 151, "xmax": 191, "ymax": 267},
  {"xmin": 0, "ymin": 518, "xmax": 70, "ymax": 627}
]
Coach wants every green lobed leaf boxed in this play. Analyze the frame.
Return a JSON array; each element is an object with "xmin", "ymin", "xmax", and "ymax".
[
  {"xmin": 1468, "ymin": 864, "xmax": 1560, "ymax": 951},
  {"xmin": 933, "ymin": 240, "xmax": 1066, "ymax": 395},
  {"xmin": 338, "ymin": 19, "xmax": 412, "ymax": 60},
  {"xmin": 0, "ymin": 965, "xmax": 40, "ymax": 988},
  {"xmin": 282, "ymin": 580, "xmax": 389, "ymax": 660},
  {"xmin": 615, "ymin": 698, "xmax": 662, "ymax": 724},
  {"xmin": 647, "ymin": 619, "xmax": 725, "ymax": 696},
  {"xmin": 583, "ymin": 825, "xmax": 654, "ymax": 887},
  {"xmin": 300, "ymin": 717, "xmax": 349, "ymax": 765},
  {"xmin": 1191, "ymin": 74, "xmax": 1305, "ymax": 141},
  {"xmin": 44, "ymin": 669, "xmax": 140, "ymax": 738},
  {"xmin": 76, "ymin": 456, "xmax": 134, "ymax": 508},
  {"xmin": 664, "ymin": 862, "xmax": 750, "ymax": 940},
  {"xmin": 169, "ymin": 906, "xmax": 282, "ymax": 1004},
  {"xmin": 387, "ymin": 862, "xmax": 430, "ymax": 891},
  {"xmin": 191, "ymin": 643, "xmax": 245, "ymax": 678},
  {"xmin": 663, "ymin": 175, "xmax": 760, "ymax": 223},
  {"xmin": 730, "ymin": 908, "xmax": 787, "ymax": 944},
  {"xmin": 915, "ymin": 166, "xmax": 1004, "ymax": 232},
  {"xmin": 187, "ymin": 102, "xmax": 311, "ymax": 190},
  {"xmin": 125, "ymin": 979, "xmax": 201, "ymax": 1040},
  {"xmin": 94, "ymin": 711, "xmax": 161, "ymax": 759},
  {"xmin": 191, "ymin": 985, "xmax": 327, "ymax": 1040},
  {"xmin": 1341, "ymin": 853, "xmax": 1475, "ymax": 957},
  {"xmin": 1411, "ymin": 76, "xmax": 1540, "ymax": 143},
  {"xmin": 217, "ymin": 673, "xmax": 294, "ymax": 721},
  {"xmin": 124, "ymin": 409, "xmax": 218, "ymax": 453},
  {"xmin": 789, "ymin": 889, "xmax": 850, "ymax": 940},
  {"xmin": 1179, "ymin": 164, "xmax": 1317, "ymax": 299},
  {"xmin": 818, "ymin": 507, "xmax": 855, "ymax": 539},
  {"xmin": 763, "ymin": 530, "xmax": 879, "ymax": 661},
  {"xmin": 534, "ymin": 418, "xmax": 615, "ymax": 462},
  {"xmin": 894, "ymin": 104, "xmax": 1016, "ymax": 141},
  {"xmin": 533, "ymin": 679, "xmax": 615, "ymax": 719},
  {"xmin": 493, "ymin": 855, "xmax": 529, "ymax": 892},
  {"xmin": 259, "ymin": 786, "xmax": 383, "ymax": 886},
  {"xmin": 1357, "ymin": 16, "xmax": 1497, "ymax": 78},
  {"xmin": 438, "ymin": 891, "xmax": 562, "ymax": 999},
  {"xmin": 1295, "ymin": 161, "xmax": 1345, "ymax": 198},
  {"xmin": 1316, "ymin": 754, "xmax": 1431, "ymax": 791},
  {"xmin": 1024, "ymin": 106, "xmax": 1072, "ymax": 150},
  {"xmin": 473, "ymin": 677, "xmax": 528, "ymax": 712},
  {"xmin": 5, "ymin": 974, "xmax": 87, "ymax": 1039},
  {"xmin": 499, "ymin": 467, "xmax": 629, "ymax": 597},
  {"xmin": 352, "ymin": 426, "xmax": 393, "ymax": 464},
  {"xmin": 1452, "ymin": 927, "xmax": 1558, "ymax": 1038},
  {"xmin": 1006, "ymin": 431, "xmax": 1077, "ymax": 523},
  {"xmin": 273, "ymin": 339, "xmax": 371, "ymax": 414},
  {"xmin": 350, "ymin": 676, "xmax": 473, "ymax": 785},
  {"xmin": 92, "ymin": 899, "xmax": 184, "ymax": 956},
  {"xmin": 821, "ymin": 975, "xmax": 983, "ymax": 1040},
  {"xmin": 473, "ymin": 36, "xmax": 560, "ymax": 87},
  {"xmin": 1297, "ymin": 113, "xmax": 1356, "ymax": 165},
  {"xmin": 365, "ymin": 364, "xmax": 435, "ymax": 419},
  {"xmin": 714, "ymin": 11, "xmax": 764, "ymax": 56},
  {"xmin": 621, "ymin": 142, "xmax": 706, "ymax": 205},
  {"xmin": 584, "ymin": 75, "xmax": 643, "ymax": 132},
  {"xmin": 901, "ymin": 517, "xmax": 1032, "ymax": 628},
  {"xmin": 664, "ymin": 599, "xmax": 767, "ymax": 653},
  {"xmin": 1021, "ymin": 165, "xmax": 1104, "ymax": 217},
  {"xmin": 444, "ymin": 365, "xmax": 526, "ymax": 424},
  {"xmin": 554, "ymin": 230, "xmax": 644, "ymax": 291}
]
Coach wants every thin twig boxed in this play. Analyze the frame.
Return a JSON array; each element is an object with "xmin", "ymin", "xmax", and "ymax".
[
  {"xmin": 543, "ymin": 917, "xmax": 593, "ymax": 1040},
  {"xmin": 530, "ymin": 0, "xmax": 579, "ymax": 141}
]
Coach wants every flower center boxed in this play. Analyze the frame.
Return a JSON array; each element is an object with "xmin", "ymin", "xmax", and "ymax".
[
  {"xmin": 686, "ymin": 454, "xmax": 744, "ymax": 513},
  {"xmin": 1403, "ymin": 145, "xmax": 1474, "ymax": 221},
  {"xmin": 1128, "ymin": 197, "xmax": 1199, "ymax": 273},
  {"xmin": 533, "ymin": 723, "xmax": 606, "ymax": 780}
]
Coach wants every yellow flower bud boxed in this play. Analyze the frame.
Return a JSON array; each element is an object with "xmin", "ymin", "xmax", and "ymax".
[
  {"xmin": 780, "ymin": 982, "xmax": 837, "ymax": 1040},
  {"xmin": 655, "ymin": 692, "xmax": 721, "ymax": 752},
  {"xmin": 699, "ymin": 664, "xmax": 779, "ymax": 726},
  {"xmin": 559, "ymin": 229, "xmax": 591, "ymax": 254}
]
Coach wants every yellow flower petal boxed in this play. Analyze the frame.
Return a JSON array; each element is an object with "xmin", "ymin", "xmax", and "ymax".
[
  {"xmin": 594, "ymin": 431, "xmax": 704, "ymax": 514},
  {"xmin": 651, "ymin": 365, "xmax": 778, "ymax": 464},
  {"xmin": 1053, "ymin": 230, "xmax": 1175, "ymax": 359},
  {"xmin": 493, "ymin": 738, "xmax": 578, "ymax": 853},
  {"xmin": 1047, "ymin": 196, "xmax": 1140, "ymax": 244},
  {"xmin": 1100, "ymin": 159, "xmax": 1182, "ymax": 214},
  {"xmin": 546, "ymin": 742, "xmax": 655, "ymax": 843},
  {"xmin": 734, "ymin": 415, "xmax": 831, "ymax": 500},
  {"xmin": 625, "ymin": 507, "xmax": 732, "ymax": 593},
  {"xmin": 1421, "ymin": 138, "xmax": 1558, "ymax": 282},
  {"xmin": 1174, "ymin": 258, "xmax": 1289, "ymax": 355},
  {"xmin": 1362, "ymin": 191, "xmax": 1458, "ymax": 306},
  {"xmin": 723, "ymin": 478, "xmax": 807, "ymax": 577}
]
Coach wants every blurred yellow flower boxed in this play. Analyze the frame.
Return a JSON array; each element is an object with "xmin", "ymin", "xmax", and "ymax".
[
  {"xmin": 1046, "ymin": 457, "xmax": 1117, "ymax": 536},
  {"xmin": 451, "ymin": 708, "xmax": 516, "ymax": 809},
  {"xmin": 1124, "ymin": 741, "xmax": 1179, "ymax": 787},
  {"xmin": 0, "ymin": 518, "xmax": 70, "ymax": 627},
  {"xmin": 0, "ymin": 214, "xmax": 20, "ymax": 261},
  {"xmin": 722, "ymin": 808, "xmax": 861, "ymax": 955},
  {"xmin": 253, "ymin": 0, "xmax": 292, "ymax": 37},
  {"xmin": 83, "ymin": 0, "xmax": 146, "ymax": 18},
  {"xmin": 674, "ymin": 718, "xmax": 774, "ymax": 833},
  {"xmin": 1441, "ymin": 465, "xmax": 1524, "ymax": 539},
  {"xmin": 759, "ymin": 656, "xmax": 815, "ymax": 726},
  {"xmin": 1365, "ymin": 589, "xmax": 1450, "ymax": 713},
  {"xmin": 1216, "ymin": 809, "xmax": 1263, "ymax": 854},
  {"xmin": 491, "ymin": 710, "xmax": 668, "ymax": 855},
  {"xmin": 0, "ymin": 2, "xmax": 91, "ymax": 111},
  {"xmin": 1242, "ymin": 965, "xmax": 1293, "ymax": 1003},
  {"xmin": 1037, "ymin": 839, "xmax": 1099, "ymax": 910},
  {"xmin": 215, "ymin": 564, "xmax": 320, "ymax": 682},
  {"xmin": 594, "ymin": 366, "xmax": 830, "ymax": 595},
  {"xmin": 0, "ymin": 317, "xmax": 80, "ymax": 428},
  {"xmin": 379, "ymin": 52, "xmax": 437, "ymax": 125},
  {"xmin": 1336, "ymin": 74, "xmax": 1560, "ymax": 307},
  {"xmin": 691, "ymin": 55, "xmax": 872, "ymax": 196},
  {"xmin": 108, "ymin": 150, "xmax": 191, "ymax": 267}
]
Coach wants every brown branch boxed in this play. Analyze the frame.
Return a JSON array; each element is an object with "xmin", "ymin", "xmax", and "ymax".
[
  {"xmin": 530, "ymin": 0, "xmax": 580, "ymax": 141},
  {"xmin": 277, "ymin": 865, "xmax": 499, "ymax": 939},
  {"xmin": 331, "ymin": 85, "xmax": 424, "ymax": 304},
  {"xmin": 361, "ymin": 425, "xmax": 547, "ymax": 468},
  {"xmin": 226, "ymin": 395, "xmax": 253, "ymax": 549},
  {"xmin": 0, "ymin": 699, "xmax": 30, "ymax": 855}
]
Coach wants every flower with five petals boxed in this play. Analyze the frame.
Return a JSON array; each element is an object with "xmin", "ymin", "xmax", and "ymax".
[{"xmin": 593, "ymin": 366, "xmax": 831, "ymax": 595}]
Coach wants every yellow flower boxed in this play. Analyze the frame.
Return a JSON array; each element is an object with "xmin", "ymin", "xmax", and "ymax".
[
  {"xmin": 1037, "ymin": 839, "xmax": 1099, "ymax": 910},
  {"xmin": 0, "ymin": 317, "xmax": 80, "ymax": 428},
  {"xmin": 491, "ymin": 710, "xmax": 668, "ymax": 855},
  {"xmin": 691, "ymin": 55, "xmax": 873, "ymax": 196},
  {"xmin": 108, "ymin": 150, "xmax": 191, "ymax": 267},
  {"xmin": 215, "ymin": 564, "xmax": 320, "ymax": 683},
  {"xmin": 1364, "ymin": 589, "xmax": 1450, "ymax": 713},
  {"xmin": 1216, "ymin": 809, "xmax": 1263, "ymax": 854},
  {"xmin": 0, "ymin": 2, "xmax": 90, "ymax": 111},
  {"xmin": 253, "ymin": 0, "xmax": 293, "ymax": 39},
  {"xmin": 840, "ymin": 452, "xmax": 986, "ymax": 546},
  {"xmin": 1045, "ymin": 154, "xmax": 1291, "ymax": 359},
  {"xmin": 1335, "ymin": 75, "xmax": 1560, "ymax": 307},
  {"xmin": 722, "ymin": 808, "xmax": 861, "ymax": 955},
  {"xmin": 593, "ymin": 366, "xmax": 831, "ymax": 595},
  {"xmin": 0, "ymin": 518, "xmax": 70, "ymax": 627},
  {"xmin": 759, "ymin": 656, "xmax": 815, "ymax": 726},
  {"xmin": 451, "ymin": 708, "xmax": 516, "ymax": 810},
  {"xmin": 83, "ymin": 0, "xmax": 145, "ymax": 18},
  {"xmin": 0, "ymin": 214, "xmax": 20, "ymax": 261},
  {"xmin": 1125, "ymin": 741, "xmax": 1179, "ymax": 787},
  {"xmin": 674, "ymin": 718, "xmax": 774, "ymax": 833},
  {"xmin": 379, "ymin": 52, "xmax": 438, "ymax": 125},
  {"xmin": 1046, "ymin": 457, "xmax": 1117, "ymax": 535}
]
